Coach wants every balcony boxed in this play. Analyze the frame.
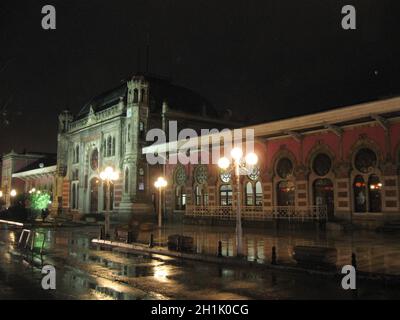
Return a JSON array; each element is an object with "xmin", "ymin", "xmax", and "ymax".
[{"xmin": 185, "ymin": 205, "xmax": 327, "ymax": 222}]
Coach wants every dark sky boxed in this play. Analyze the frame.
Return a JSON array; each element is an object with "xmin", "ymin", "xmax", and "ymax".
[{"xmin": 0, "ymin": 0, "xmax": 399, "ymax": 155}]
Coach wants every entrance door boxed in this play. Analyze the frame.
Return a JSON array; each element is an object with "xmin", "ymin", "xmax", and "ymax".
[
  {"xmin": 90, "ymin": 178, "xmax": 99, "ymax": 213},
  {"xmin": 313, "ymin": 179, "xmax": 334, "ymax": 219}
]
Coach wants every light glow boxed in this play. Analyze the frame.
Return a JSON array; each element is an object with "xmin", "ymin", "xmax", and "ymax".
[
  {"xmin": 154, "ymin": 177, "xmax": 167, "ymax": 188},
  {"xmin": 10, "ymin": 189, "xmax": 17, "ymax": 197},
  {"xmin": 231, "ymin": 147, "xmax": 243, "ymax": 161},
  {"xmin": 218, "ymin": 157, "xmax": 230, "ymax": 170},
  {"xmin": 245, "ymin": 152, "xmax": 258, "ymax": 166},
  {"xmin": 100, "ymin": 166, "xmax": 119, "ymax": 181}
]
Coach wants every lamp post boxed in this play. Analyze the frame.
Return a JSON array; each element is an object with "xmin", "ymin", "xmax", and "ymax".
[
  {"xmin": 218, "ymin": 147, "xmax": 258, "ymax": 257},
  {"xmin": 154, "ymin": 177, "xmax": 167, "ymax": 228},
  {"xmin": 100, "ymin": 166, "xmax": 119, "ymax": 239}
]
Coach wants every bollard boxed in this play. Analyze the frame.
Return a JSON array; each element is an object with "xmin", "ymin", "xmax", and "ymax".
[
  {"xmin": 149, "ymin": 233, "xmax": 154, "ymax": 248},
  {"xmin": 99, "ymin": 226, "xmax": 104, "ymax": 240},
  {"xmin": 271, "ymin": 246, "xmax": 277, "ymax": 265},
  {"xmin": 217, "ymin": 240, "xmax": 222, "ymax": 257},
  {"xmin": 127, "ymin": 231, "xmax": 133, "ymax": 244},
  {"xmin": 351, "ymin": 252, "xmax": 357, "ymax": 270}
]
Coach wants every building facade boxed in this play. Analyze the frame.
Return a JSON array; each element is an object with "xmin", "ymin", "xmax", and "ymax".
[
  {"xmin": 52, "ymin": 74, "xmax": 238, "ymax": 222},
  {"xmin": 148, "ymin": 97, "xmax": 400, "ymax": 227},
  {"xmin": 0, "ymin": 151, "xmax": 56, "ymax": 208}
]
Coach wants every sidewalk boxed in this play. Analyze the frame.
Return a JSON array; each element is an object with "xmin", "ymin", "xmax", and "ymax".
[{"xmin": 123, "ymin": 222, "xmax": 400, "ymax": 276}]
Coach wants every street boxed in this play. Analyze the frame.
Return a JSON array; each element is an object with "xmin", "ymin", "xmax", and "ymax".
[{"xmin": 1, "ymin": 224, "xmax": 399, "ymax": 300}]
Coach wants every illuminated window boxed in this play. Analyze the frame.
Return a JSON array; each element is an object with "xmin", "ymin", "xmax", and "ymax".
[
  {"xmin": 255, "ymin": 181, "xmax": 263, "ymax": 206},
  {"xmin": 220, "ymin": 185, "xmax": 232, "ymax": 206},
  {"xmin": 245, "ymin": 182, "xmax": 254, "ymax": 205},
  {"xmin": 277, "ymin": 180, "xmax": 295, "ymax": 206},
  {"xmin": 353, "ymin": 175, "xmax": 366, "ymax": 213}
]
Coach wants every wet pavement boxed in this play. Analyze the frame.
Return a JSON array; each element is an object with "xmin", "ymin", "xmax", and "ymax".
[{"xmin": 0, "ymin": 223, "xmax": 400, "ymax": 300}]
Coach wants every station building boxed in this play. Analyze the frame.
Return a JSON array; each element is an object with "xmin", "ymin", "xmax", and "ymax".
[{"xmin": 145, "ymin": 96, "xmax": 400, "ymax": 228}]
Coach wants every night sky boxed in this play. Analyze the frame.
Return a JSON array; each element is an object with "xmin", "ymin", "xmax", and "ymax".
[{"xmin": 0, "ymin": 0, "xmax": 399, "ymax": 155}]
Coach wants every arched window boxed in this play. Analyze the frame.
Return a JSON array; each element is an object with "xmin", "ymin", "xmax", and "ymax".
[
  {"xmin": 313, "ymin": 178, "xmax": 334, "ymax": 217},
  {"xmin": 276, "ymin": 157, "xmax": 293, "ymax": 179},
  {"xmin": 124, "ymin": 168, "xmax": 129, "ymax": 193},
  {"xmin": 353, "ymin": 175, "xmax": 367, "ymax": 213},
  {"xmin": 127, "ymin": 124, "xmax": 131, "ymax": 143},
  {"xmin": 255, "ymin": 181, "xmax": 263, "ymax": 206},
  {"xmin": 90, "ymin": 149, "xmax": 99, "ymax": 171},
  {"xmin": 355, "ymin": 148, "xmax": 377, "ymax": 173},
  {"xmin": 112, "ymin": 137, "xmax": 116, "ymax": 156},
  {"xmin": 220, "ymin": 185, "xmax": 233, "ymax": 206},
  {"xmin": 107, "ymin": 136, "xmax": 112, "ymax": 157},
  {"xmin": 133, "ymin": 89, "xmax": 139, "ymax": 103},
  {"xmin": 175, "ymin": 186, "xmax": 186, "ymax": 210},
  {"xmin": 312, "ymin": 153, "xmax": 332, "ymax": 176},
  {"xmin": 71, "ymin": 184, "xmax": 77, "ymax": 209},
  {"xmin": 195, "ymin": 185, "xmax": 202, "ymax": 206},
  {"xmin": 103, "ymin": 139, "xmax": 107, "ymax": 157},
  {"xmin": 141, "ymin": 88, "xmax": 146, "ymax": 102},
  {"xmin": 277, "ymin": 181, "xmax": 295, "ymax": 206},
  {"xmin": 368, "ymin": 174, "xmax": 382, "ymax": 212},
  {"xmin": 245, "ymin": 182, "xmax": 254, "ymax": 205}
]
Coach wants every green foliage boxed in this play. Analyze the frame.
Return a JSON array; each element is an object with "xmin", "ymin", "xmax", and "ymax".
[{"xmin": 29, "ymin": 192, "xmax": 51, "ymax": 211}]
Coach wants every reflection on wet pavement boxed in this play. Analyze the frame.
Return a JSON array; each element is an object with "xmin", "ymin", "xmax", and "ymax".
[{"xmin": 0, "ymin": 224, "xmax": 400, "ymax": 300}]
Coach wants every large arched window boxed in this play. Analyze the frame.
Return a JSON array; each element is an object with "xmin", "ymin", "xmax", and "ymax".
[
  {"xmin": 220, "ymin": 185, "xmax": 232, "ymax": 206},
  {"xmin": 175, "ymin": 186, "xmax": 186, "ymax": 210},
  {"xmin": 90, "ymin": 149, "xmax": 99, "ymax": 171},
  {"xmin": 313, "ymin": 178, "xmax": 334, "ymax": 217},
  {"xmin": 353, "ymin": 175, "xmax": 367, "ymax": 213},
  {"xmin": 195, "ymin": 185, "xmax": 202, "ymax": 206},
  {"xmin": 277, "ymin": 181, "xmax": 295, "ymax": 206},
  {"xmin": 245, "ymin": 182, "xmax": 254, "ymax": 205},
  {"xmin": 255, "ymin": 181, "xmax": 263, "ymax": 206},
  {"xmin": 133, "ymin": 89, "xmax": 139, "ymax": 103},
  {"xmin": 368, "ymin": 174, "xmax": 382, "ymax": 212},
  {"xmin": 353, "ymin": 148, "xmax": 382, "ymax": 213}
]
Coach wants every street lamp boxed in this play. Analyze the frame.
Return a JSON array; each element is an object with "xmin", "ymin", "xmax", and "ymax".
[
  {"xmin": 218, "ymin": 147, "xmax": 258, "ymax": 257},
  {"xmin": 10, "ymin": 189, "xmax": 17, "ymax": 197},
  {"xmin": 154, "ymin": 176, "xmax": 167, "ymax": 228},
  {"xmin": 0, "ymin": 190, "xmax": 3, "ymax": 198},
  {"xmin": 100, "ymin": 166, "xmax": 119, "ymax": 239}
]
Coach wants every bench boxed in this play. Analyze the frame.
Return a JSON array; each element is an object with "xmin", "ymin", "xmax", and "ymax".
[{"xmin": 167, "ymin": 234, "xmax": 194, "ymax": 253}]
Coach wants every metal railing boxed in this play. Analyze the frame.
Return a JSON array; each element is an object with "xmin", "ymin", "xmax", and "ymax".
[{"xmin": 185, "ymin": 205, "xmax": 327, "ymax": 222}]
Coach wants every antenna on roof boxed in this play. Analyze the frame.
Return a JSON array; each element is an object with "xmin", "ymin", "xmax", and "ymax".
[
  {"xmin": 146, "ymin": 32, "xmax": 150, "ymax": 74},
  {"xmin": 137, "ymin": 48, "xmax": 141, "ymax": 73}
]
